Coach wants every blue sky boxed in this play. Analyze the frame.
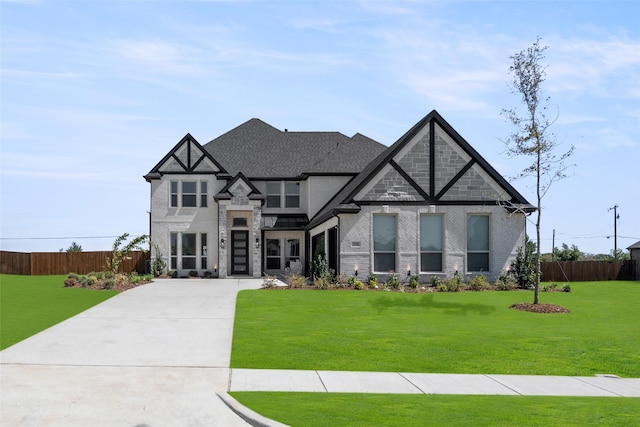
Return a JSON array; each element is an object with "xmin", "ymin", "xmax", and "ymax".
[{"xmin": 1, "ymin": 0, "xmax": 638, "ymax": 255}]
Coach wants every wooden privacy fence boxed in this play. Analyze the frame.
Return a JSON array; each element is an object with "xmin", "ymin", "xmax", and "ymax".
[
  {"xmin": 541, "ymin": 260, "xmax": 636, "ymax": 282},
  {"xmin": 0, "ymin": 251, "xmax": 150, "ymax": 276}
]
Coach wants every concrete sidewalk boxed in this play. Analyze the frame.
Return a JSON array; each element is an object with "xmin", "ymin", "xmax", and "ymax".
[
  {"xmin": 1, "ymin": 278, "xmax": 264, "ymax": 427},
  {"xmin": 230, "ymin": 369, "xmax": 640, "ymax": 397}
]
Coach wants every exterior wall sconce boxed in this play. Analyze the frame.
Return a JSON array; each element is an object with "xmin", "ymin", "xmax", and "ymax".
[
  {"xmin": 220, "ymin": 238, "xmax": 225, "ymax": 249},
  {"xmin": 407, "ymin": 265, "xmax": 411, "ymax": 277},
  {"xmin": 255, "ymin": 238, "xmax": 260, "ymax": 249},
  {"xmin": 354, "ymin": 265, "xmax": 358, "ymax": 277}
]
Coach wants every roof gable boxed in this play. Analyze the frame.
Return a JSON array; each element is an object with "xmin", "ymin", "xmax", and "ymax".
[
  {"xmin": 214, "ymin": 172, "xmax": 264, "ymax": 201},
  {"xmin": 144, "ymin": 134, "xmax": 226, "ymax": 181},
  {"xmin": 308, "ymin": 110, "xmax": 534, "ymax": 228}
]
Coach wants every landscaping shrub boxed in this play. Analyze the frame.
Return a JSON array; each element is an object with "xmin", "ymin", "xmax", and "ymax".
[
  {"xmin": 261, "ymin": 274, "xmax": 278, "ymax": 289},
  {"xmin": 313, "ymin": 276, "xmax": 330, "ymax": 290},
  {"xmin": 353, "ymin": 280, "xmax": 364, "ymax": 290},
  {"xmin": 562, "ymin": 284, "xmax": 571, "ymax": 292},
  {"xmin": 367, "ymin": 272, "xmax": 378, "ymax": 288},
  {"xmin": 335, "ymin": 273, "xmax": 351, "ymax": 288},
  {"xmin": 188, "ymin": 270, "xmax": 199, "ymax": 277},
  {"xmin": 286, "ymin": 274, "xmax": 307, "ymax": 289},
  {"xmin": 408, "ymin": 275, "xmax": 420, "ymax": 289},
  {"xmin": 430, "ymin": 275, "xmax": 443, "ymax": 287},
  {"xmin": 467, "ymin": 275, "xmax": 489, "ymax": 291},
  {"xmin": 495, "ymin": 271, "xmax": 516, "ymax": 291},
  {"xmin": 387, "ymin": 274, "xmax": 401, "ymax": 289},
  {"xmin": 442, "ymin": 271, "xmax": 463, "ymax": 292},
  {"xmin": 168, "ymin": 270, "xmax": 178, "ymax": 278},
  {"xmin": 80, "ymin": 275, "xmax": 95, "ymax": 288},
  {"xmin": 103, "ymin": 278, "xmax": 115, "ymax": 289}
]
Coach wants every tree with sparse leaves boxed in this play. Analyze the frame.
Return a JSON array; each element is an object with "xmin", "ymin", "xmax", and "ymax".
[
  {"xmin": 502, "ymin": 37, "xmax": 574, "ymax": 304},
  {"xmin": 105, "ymin": 233, "xmax": 149, "ymax": 277}
]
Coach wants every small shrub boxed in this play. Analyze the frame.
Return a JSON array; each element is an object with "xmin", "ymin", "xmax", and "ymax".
[
  {"xmin": 129, "ymin": 273, "xmax": 141, "ymax": 284},
  {"xmin": 103, "ymin": 278, "xmax": 115, "ymax": 289},
  {"xmin": 89, "ymin": 271, "xmax": 104, "ymax": 280},
  {"xmin": 430, "ymin": 276, "xmax": 443, "ymax": 287},
  {"xmin": 468, "ymin": 275, "xmax": 489, "ymax": 291},
  {"xmin": 286, "ymin": 274, "xmax": 307, "ymax": 289},
  {"xmin": 354, "ymin": 280, "xmax": 364, "ymax": 290},
  {"xmin": 408, "ymin": 275, "xmax": 420, "ymax": 289},
  {"xmin": 347, "ymin": 275, "xmax": 359, "ymax": 288},
  {"xmin": 367, "ymin": 272, "xmax": 378, "ymax": 288},
  {"xmin": 443, "ymin": 277, "xmax": 461, "ymax": 292},
  {"xmin": 562, "ymin": 284, "xmax": 571, "ymax": 292},
  {"xmin": 388, "ymin": 274, "xmax": 401, "ymax": 290},
  {"xmin": 188, "ymin": 270, "xmax": 199, "ymax": 277},
  {"xmin": 495, "ymin": 271, "xmax": 516, "ymax": 291},
  {"xmin": 80, "ymin": 276, "xmax": 95, "ymax": 288},
  {"xmin": 168, "ymin": 270, "xmax": 178, "ymax": 278},
  {"xmin": 438, "ymin": 283, "xmax": 448, "ymax": 292},
  {"xmin": 203, "ymin": 270, "xmax": 213, "ymax": 278},
  {"xmin": 261, "ymin": 274, "xmax": 278, "ymax": 289},
  {"xmin": 335, "ymin": 274, "xmax": 351, "ymax": 288},
  {"xmin": 68, "ymin": 273, "xmax": 82, "ymax": 281},
  {"xmin": 313, "ymin": 276, "xmax": 330, "ymax": 290}
]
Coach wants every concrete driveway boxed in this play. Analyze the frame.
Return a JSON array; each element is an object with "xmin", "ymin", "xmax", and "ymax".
[{"xmin": 1, "ymin": 278, "xmax": 263, "ymax": 427}]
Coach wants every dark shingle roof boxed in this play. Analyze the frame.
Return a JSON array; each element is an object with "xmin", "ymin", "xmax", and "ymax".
[{"xmin": 202, "ymin": 118, "xmax": 386, "ymax": 178}]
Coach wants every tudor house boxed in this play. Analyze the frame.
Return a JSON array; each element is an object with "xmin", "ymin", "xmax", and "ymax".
[{"xmin": 145, "ymin": 110, "xmax": 534, "ymax": 281}]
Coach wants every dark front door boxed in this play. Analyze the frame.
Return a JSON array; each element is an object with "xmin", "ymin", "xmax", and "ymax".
[{"xmin": 231, "ymin": 230, "xmax": 249, "ymax": 275}]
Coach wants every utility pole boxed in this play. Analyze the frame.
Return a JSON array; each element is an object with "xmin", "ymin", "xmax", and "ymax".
[{"xmin": 608, "ymin": 204, "xmax": 619, "ymax": 257}]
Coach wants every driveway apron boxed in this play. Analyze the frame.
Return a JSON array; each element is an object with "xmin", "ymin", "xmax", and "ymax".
[{"xmin": 1, "ymin": 279, "xmax": 262, "ymax": 427}]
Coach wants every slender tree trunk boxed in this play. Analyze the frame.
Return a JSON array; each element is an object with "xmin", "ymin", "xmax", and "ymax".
[{"xmin": 534, "ymin": 139, "xmax": 542, "ymax": 304}]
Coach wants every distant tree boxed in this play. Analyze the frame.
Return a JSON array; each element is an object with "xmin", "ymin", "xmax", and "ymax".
[
  {"xmin": 501, "ymin": 37, "xmax": 575, "ymax": 304},
  {"xmin": 553, "ymin": 243, "xmax": 583, "ymax": 261},
  {"xmin": 66, "ymin": 242, "xmax": 83, "ymax": 252},
  {"xmin": 586, "ymin": 250, "xmax": 630, "ymax": 261}
]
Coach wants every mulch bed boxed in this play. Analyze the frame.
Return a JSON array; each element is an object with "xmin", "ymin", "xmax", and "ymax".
[
  {"xmin": 64, "ymin": 275, "xmax": 151, "ymax": 292},
  {"xmin": 510, "ymin": 303, "xmax": 570, "ymax": 314}
]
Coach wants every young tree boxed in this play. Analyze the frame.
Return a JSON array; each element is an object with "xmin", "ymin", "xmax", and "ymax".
[
  {"xmin": 502, "ymin": 37, "xmax": 574, "ymax": 304},
  {"xmin": 105, "ymin": 233, "xmax": 149, "ymax": 277}
]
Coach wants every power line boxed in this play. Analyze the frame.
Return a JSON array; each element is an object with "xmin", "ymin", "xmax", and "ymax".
[{"xmin": 0, "ymin": 235, "xmax": 121, "ymax": 240}]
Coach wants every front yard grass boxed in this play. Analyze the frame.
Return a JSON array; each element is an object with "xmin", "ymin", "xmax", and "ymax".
[
  {"xmin": 229, "ymin": 392, "xmax": 640, "ymax": 427},
  {"xmin": 231, "ymin": 281, "xmax": 640, "ymax": 377},
  {"xmin": 0, "ymin": 274, "xmax": 118, "ymax": 350}
]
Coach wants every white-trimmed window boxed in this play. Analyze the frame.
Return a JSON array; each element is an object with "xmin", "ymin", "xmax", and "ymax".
[
  {"xmin": 182, "ymin": 233, "xmax": 197, "ymax": 269},
  {"xmin": 170, "ymin": 232, "xmax": 178, "ymax": 269},
  {"xmin": 266, "ymin": 182, "xmax": 281, "ymax": 208},
  {"xmin": 182, "ymin": 182, "xmax": 197, "ymax": 207},
  {"xmin": 201, "ymin": 233, "xmax": 208, "ymax": 269},
  {"xmin": 170, "ymin": 232, "xmax": 208, "ymax": 271},
  {"xmin": 200, "ymin": 182, "xmax": 208, "ymax": 207},
  {"xmin": 467, "ymin": 214, "xmax": 490, "ymax": 272},
  {"xmin": 169, "ymin": 180, "xmax": 209, "ymax": 208},
  {"xmin": 284, "ymin": 182, "xmax": 300, "ymax": 208},
  {"xmin": 373, "ymin": 215, "xmax": 396, "ymax": 272},
  {"xmin": 420, "ymin": 214, "xmax": 443, "ymax": 272},
  {"xmin": 170, "ymin": 181, "xmax": 179, "ymax": 207},
  {"xmin": 266, "ymin": 181, "xmax": 300, "ymax": 208}
]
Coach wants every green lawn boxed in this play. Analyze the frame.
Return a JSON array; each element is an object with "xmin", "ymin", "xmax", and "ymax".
[
  {"xmin": 232, "ymin": 282, "xmax": 640, "ymax": 426},
  {"xmin": 231, "ymin": 282, "xmax": 640, "ymax": 377},
  {"xmin": 0, "ymin": 274, "xmax": 118, "ymax": 350},
  {"xmin": 230, "ymin": 392, "xmax": 640, "ymax": 427}
]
